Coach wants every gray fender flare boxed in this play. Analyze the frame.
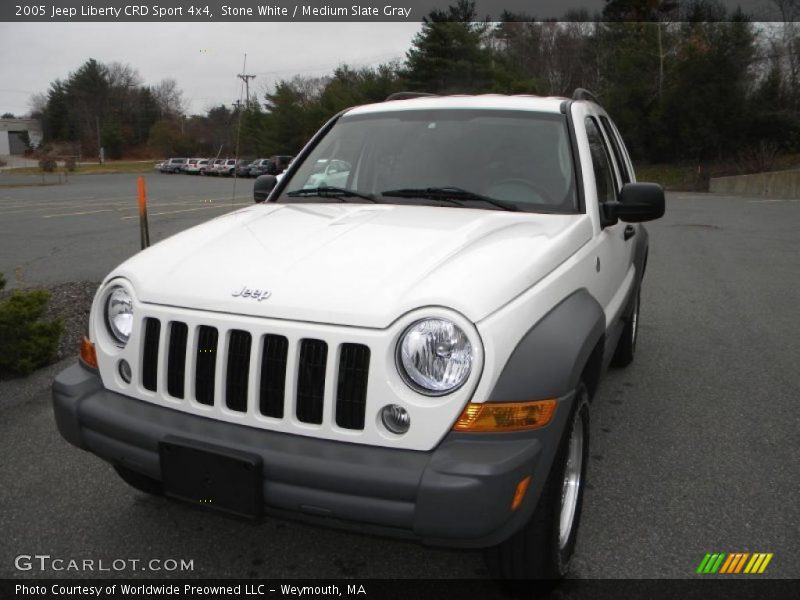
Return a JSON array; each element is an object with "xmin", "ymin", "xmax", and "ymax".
[{"xmin": 488, "ymin": 289, "xmax": 605, "ymax": 401}]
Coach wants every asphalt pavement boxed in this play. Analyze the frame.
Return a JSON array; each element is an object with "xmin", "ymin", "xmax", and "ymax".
[
  {"xmin": 0, "ymin": 172, "xmax": 252, "ymax": 287},
  {"xmin": 0, "ymin": 184, "xmax": 798, "ymax": 582}
]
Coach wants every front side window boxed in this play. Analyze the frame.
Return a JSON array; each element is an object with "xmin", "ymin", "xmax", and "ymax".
[
  {"xmin": 599, "ymin": 115, "xmax": 630, "ymax": 184},
  {"xmin": 584, "ymin": 117, "xmax": 617, "ymax": 204},
  {"xmin": 278, "ymin": 109, "xmax": 578, "ymax": 213}
]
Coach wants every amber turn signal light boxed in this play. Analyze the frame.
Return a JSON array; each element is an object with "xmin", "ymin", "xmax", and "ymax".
[
  {"xmin": 453, "ymin": 399, "xmax": 557, "ymax": 432},
  {"xmin": 511, "ymin": 476, "xmax": 532, "ymax": 511},
  {"xmin": 80, "ymin": 336, "xmax": 98, "ymax": 369}
]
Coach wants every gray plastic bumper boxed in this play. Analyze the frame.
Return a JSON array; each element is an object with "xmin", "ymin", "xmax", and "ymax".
[{"xmin": 52, "ymin": 363, "xmax": 574, "ymax": 548}]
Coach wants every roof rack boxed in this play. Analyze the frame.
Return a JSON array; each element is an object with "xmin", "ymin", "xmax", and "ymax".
[
  {"xmin": 572, "ymin": 88, "xmax": 600, "ymax": 103},
  {"xmin": 384, "ymin": 92, "xmax": 439, "ymax": 102}
]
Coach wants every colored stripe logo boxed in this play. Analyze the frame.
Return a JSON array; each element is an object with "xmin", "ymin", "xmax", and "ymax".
[{"xmin": 696, "ymin": 553, "xmax": 773, "ymax": 574}]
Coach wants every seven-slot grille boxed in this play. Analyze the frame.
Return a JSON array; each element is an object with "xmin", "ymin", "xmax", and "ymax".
[{"xmin": 140, "ymin": 319, "xmax": 370, "ymax": 431}]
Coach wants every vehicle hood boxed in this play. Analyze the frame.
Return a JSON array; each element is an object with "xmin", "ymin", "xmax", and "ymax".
[{"xmin": 110, "ymin": 204, "xmax": 592, "ymax": 328}]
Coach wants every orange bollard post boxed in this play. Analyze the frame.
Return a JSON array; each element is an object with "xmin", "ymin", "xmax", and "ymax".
[{"xmin": 137, "ymin": 176, "xmax": 150, "ymax": 249}]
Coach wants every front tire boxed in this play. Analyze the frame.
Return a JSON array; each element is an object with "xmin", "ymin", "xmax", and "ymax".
[{"xmin": 484, "ymin": 385, "xmax": 590, "ymax": 581}]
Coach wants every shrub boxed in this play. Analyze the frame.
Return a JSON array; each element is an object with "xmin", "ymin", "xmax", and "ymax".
[
  {"xmin": 0, "ymin": 276, "xmax": 64, "ymax": 377},
  {"xmin": 39, "ymin": 158, "xmax": 57, "ymax": 172},
  {"xmin": 64, "ymin": 157, "xmax": 77, "ymax": 171}
]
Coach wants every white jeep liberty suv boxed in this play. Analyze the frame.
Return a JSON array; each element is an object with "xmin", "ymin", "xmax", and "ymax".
[{"xmin": 53, "ymin": 89, "xmax": 664, "ymax": 580}]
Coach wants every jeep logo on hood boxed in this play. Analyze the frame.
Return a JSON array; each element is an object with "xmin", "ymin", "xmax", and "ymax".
[{"xmin": 231, "ymin": 286, "xmax": 272, "ymax": 301}]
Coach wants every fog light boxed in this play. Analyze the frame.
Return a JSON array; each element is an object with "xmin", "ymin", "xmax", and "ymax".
[
  {"xmin": 118, "ymin": 359, "xmax": 132, "ymax": 384},
  {"xmin": 381, "ymin": 404, "xmax": 410, "ymax": 434}
]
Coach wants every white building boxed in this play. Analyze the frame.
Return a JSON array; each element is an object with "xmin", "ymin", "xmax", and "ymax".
[{"xmin": 0, "ymin": 118, "xmax": 42, "ymax": 155}]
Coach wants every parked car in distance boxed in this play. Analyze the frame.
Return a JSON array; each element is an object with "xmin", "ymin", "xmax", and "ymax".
[
  {"xmin": 271, "ymin": 155, "xmax": 294, "ymax": 174},
  {"xmin": 206, "ymin": 158, "xmax": 226, "ymax": 176},
  {"xmin": 159, "ymin": 158, "xmax": 187, "ymax": 174},
  {"xmin": 210, "ymin": 158, "xmax": 237, "ymax": 176},
  {"xmin": 153, "ymin": 161, "xmax": 165, "ymax": 171},
  {"xmin": 184, "ymin": 158, "xmax": 208, "ymax": 175},
  {"xmin": 247, "ymin": 158, "xmax": 273, "ymax": 178},
  {"xmin": 234, "ymin": 159, "xmax": 255, "ymax": 177}
]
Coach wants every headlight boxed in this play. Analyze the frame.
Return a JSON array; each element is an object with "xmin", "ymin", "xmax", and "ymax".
[
  {"xmin": 397, "ymin": 318, "xmax": 472, "ymax": 395},
  {"xmin": 105, "ymin": 286, "xmax": 133, "ymax": 346}
]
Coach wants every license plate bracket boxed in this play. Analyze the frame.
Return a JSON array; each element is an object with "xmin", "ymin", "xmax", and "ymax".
[{"xmin": 159, "ymin": 436, "xmax": 263, "ymax": 519}]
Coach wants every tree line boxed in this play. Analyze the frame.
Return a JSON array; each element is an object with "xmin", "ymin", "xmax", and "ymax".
[{"xmin": 31, "ymin": 0, "xmax": 800, "ymax": 167}]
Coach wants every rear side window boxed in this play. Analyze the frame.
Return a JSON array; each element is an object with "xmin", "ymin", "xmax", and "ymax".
[{"xmin": 584, "ymin": 117, "xmax": 617, "ymax": 204}]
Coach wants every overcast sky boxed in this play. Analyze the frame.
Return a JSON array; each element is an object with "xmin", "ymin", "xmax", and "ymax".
[{"xmin": 0, "ymin": 23, "xmax": 422, "ymax": 117}]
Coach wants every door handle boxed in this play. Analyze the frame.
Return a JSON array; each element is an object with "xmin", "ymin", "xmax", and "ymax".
[{"xmin": 624, "ymin": 225, "xmax": 636, "ymax": 241}]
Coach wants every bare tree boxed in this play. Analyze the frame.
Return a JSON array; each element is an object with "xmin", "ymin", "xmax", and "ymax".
[
  {"xmin": 106, "ymin": 62, "xmax": 143, "ymax": 89},
  {"xmin": 770, "ymin": 1, "xmax": 800, "ymax": 109},
  {"xmin": 152, "ymin": 78, "xmax": 186, "ymax": 118},
  {"xmin": 28, "ymin": 92, "xmax": 48, "ymax": 117},
  {"xmin": 289, "ymin": 75, "xmax": 328, "ymax": 106}
]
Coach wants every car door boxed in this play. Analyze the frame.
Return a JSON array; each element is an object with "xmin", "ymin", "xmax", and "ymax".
[{"xmin": 583, "ymin": 114, "xmax": 636, "ymax": 327}]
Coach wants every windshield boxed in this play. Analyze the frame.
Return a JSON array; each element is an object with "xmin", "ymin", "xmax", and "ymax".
[{"xmin": 277, "ymin": 109, "xmax": 577, "ymax": 213}]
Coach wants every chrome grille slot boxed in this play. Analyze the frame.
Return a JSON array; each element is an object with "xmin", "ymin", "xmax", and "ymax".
[
  {"xmin": 336, "ymin": 344, "xmax": 370, "ymax": 430},
  {"xmin": 141, "ymin": 318, "xmax": 161, "ymax": 392},
  {"xmin": 296, "ymin": 339, "xmax": 328, "ymax": 424},
  {"xmin": 259, "ymin": 334, "xmax": 288, "ymax": 418},
  {"xmin": 225, "ymin": 330, "xmax": 252, "ymax": 413},
  {"xmin": 195, "ymin": 325, "xmax": 218, "ymax": 405},
  {"xmin": 166, "ymin": 322, "xmax": 188, "ymax": 399}
]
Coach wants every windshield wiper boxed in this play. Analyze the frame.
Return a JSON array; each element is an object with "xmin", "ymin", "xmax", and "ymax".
[
  {"xmin": 380, "ymin": 187, "xmax": 518, "ymax": 212},
  {"xmin": 286, "ymin": 186, "xmax": 378, "ymax": 203}
]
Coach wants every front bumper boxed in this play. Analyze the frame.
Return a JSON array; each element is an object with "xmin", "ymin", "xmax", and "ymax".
[{"xmin": 52, "ymin": 363, "xmax": 574, "ymax": 549}]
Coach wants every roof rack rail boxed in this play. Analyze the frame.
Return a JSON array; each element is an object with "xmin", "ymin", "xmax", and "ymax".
[
  {"xmin": 385, "ymin": 92, "xmax": 438, "ymax": 102},
  {"xmin": 572, "ymin": 88, "xmax": 600, "ymax": 103}
]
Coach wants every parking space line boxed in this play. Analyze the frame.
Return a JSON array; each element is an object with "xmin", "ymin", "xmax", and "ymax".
[
  {"xmin": 3, "ymin": 201, "xmax": 134, "ymax": 215},
  {"xmin": 0, "ymin": 193, "xmax": 143, "ymax": 206},
  {"xmin": 43, "ymin": 208, "xmax": 118, "ymax": 218},
  {"xmin": 747, "ymin": 198, "xmax": 800, "ymax": 203},
  {"xmin": 120, "ymin": 203, "xmax": 249, "ymax": 219},
  {"xmin": 21, "ymin": 197, "xmax": 249, "ymax": 218},
  {"xmin": 0, "ymin": 197, "xmax": 136, "ymax": 212},
  {"xmin": 1, "ymin": 193, "xmax": 249, "ymax": 213}
]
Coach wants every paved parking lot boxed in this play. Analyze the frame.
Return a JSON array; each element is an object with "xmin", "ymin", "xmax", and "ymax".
[
  {"xmin": 0, "ymin": 183, "xmax": 798, "ymax": 582},
  {"xmin": 0, "ymin": 173, "xmax": 252, "ymax": 287}
]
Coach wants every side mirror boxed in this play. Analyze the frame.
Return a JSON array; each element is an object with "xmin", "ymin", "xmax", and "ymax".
[
  {"xmin": 253, "ymin": 175, "xmax": 277, "ymax": 203},
  {"xmin": 606, "ymin": 182, "xmax": 665, "ymax": 223}
]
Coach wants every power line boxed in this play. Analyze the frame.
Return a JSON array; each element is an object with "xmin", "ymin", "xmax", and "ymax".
[{"xmin": 250, "ymin": 52, "xmax": 404, "ymax": 77}]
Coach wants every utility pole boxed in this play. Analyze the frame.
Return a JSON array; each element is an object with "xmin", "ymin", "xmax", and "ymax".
[
  {"xmin": 95, "ymin": 115, "xmax": 103, "ymax": 164},
  {"xmin": 237, "ymin": 73, "xmax": 256, "ymax": 106},
  {"xmin": 232, "ymin": 53, "xmax": 248, "ymax": 204}
]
